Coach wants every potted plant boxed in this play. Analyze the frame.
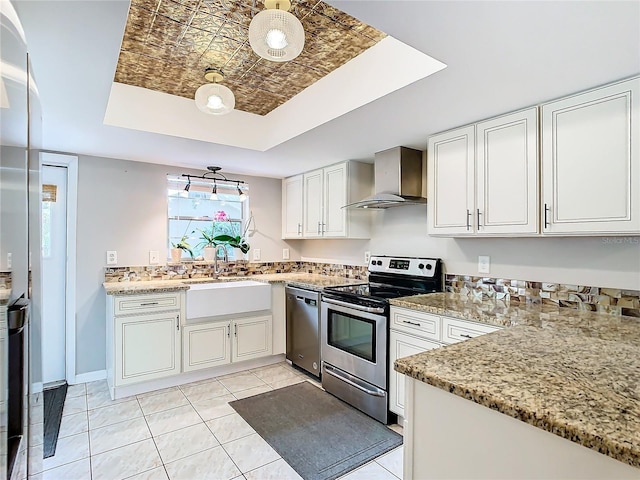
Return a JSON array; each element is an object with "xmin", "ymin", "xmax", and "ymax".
[
  {"xmin": 197, "ymin": 226, "xmax": 217, "ymax": 262},
  {"xmin": 171, "ymin": 222, "xmax": 194, "ymax": 262}
]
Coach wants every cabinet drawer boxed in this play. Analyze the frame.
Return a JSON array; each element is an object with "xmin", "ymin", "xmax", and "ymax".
[
  {"xmin": 114, "ymin": 293, "xmax": 181, "ymax": 316},
  {"xmin": 391, "ymin": 307, "xmax": 440, "ymax": 341},
  {"xmin": 441, "ymin": 316, "xmax": 501, "ymax": 344}
]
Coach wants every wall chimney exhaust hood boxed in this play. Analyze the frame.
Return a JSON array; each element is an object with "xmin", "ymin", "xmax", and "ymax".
[{"xmin": 343, "ymin": 146, "xmax": 425, "ymax": 209}]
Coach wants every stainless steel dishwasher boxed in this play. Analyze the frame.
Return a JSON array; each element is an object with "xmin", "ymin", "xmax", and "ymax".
[{"xmin": 285, "ymin": 286, "xmax": 321, "ymax": 378}]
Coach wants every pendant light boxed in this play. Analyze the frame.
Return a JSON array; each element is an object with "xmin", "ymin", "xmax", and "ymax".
[
  {"xmin": 194, "ymin": 68, "xmax": 235, "ymax": 115},
  {"xmin": 249, "ymin": 0, "xmax": 305, "ymax": 62}
]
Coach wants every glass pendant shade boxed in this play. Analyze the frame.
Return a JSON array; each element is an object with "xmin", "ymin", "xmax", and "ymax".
[
  {"xmin": 194, "ymin": 83, "xmax": 235, "ymax": 115},
  {"xmin": 249, "ymin": 9, "xmax": 305, "ymax": 62}
]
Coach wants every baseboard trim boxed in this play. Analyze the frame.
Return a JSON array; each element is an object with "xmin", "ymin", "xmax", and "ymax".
[{"xmin": 73, "ymin": 370, "xmax": 106, "ymax": 384}]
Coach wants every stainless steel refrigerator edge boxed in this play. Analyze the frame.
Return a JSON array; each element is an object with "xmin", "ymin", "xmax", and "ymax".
[{"xmin": 285, "ymin": 287, "xmax": 321, "ymax": 378}]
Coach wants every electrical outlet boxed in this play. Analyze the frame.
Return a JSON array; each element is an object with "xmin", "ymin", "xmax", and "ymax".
[
  {"xmin": 107, "ymin": 250, "xmax": 118, "ymax": 265},
  {"xmin": 253, "ymin": 248, "xmax": 261, "ymax": 261},
  {"xmin": 282, "ymin": 248, "xmax": 290, "ymax": 260},
  {"xmin": 6, "ymin": 253, "xmax": 11, "ymax": 269},
  {"xmin": 364, "ymin": 251, "xmax": 371, "ymax": 264},
  {"xmin": 478, "ymin": 255, "xmax": 490, "ymax": 274},
  {"xmin": 149, "ymin": 250, "xmax": 159, "ymax": 265}
]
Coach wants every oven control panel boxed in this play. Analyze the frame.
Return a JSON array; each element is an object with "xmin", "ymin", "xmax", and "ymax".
[{"xmin": 369, "ymin": 256, "xmax": 440, "ymax": 277}]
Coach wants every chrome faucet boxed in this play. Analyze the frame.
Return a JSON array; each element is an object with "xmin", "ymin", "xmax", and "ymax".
[{"xmin": 213, "ymin": 245, "xmax": 228, "ymax": 278}]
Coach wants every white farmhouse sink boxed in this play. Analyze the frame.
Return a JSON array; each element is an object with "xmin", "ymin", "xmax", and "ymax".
[{"xmin": 186, "ymin": 280, "xmax": 271, "ymax": 320}]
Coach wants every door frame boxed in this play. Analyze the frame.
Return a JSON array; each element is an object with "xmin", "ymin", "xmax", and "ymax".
[{"xmin": 41, "ymin": 152, "xmax": 78, "ymax": 384}]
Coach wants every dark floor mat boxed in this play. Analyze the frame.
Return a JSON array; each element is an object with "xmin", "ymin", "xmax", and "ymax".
[
  {"xmin": 43, "ymin": 383, "xmax": 68, "ymax": 458},
  {"xmin": 230, "ymin": 381, "xmax": 402, "ymax": 480}
]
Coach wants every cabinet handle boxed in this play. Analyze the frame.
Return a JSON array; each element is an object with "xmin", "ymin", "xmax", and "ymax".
[
  {"xmin": 234, "ymin": 324, "xmax": 237, "ymax": 337},
  {"xmin": 477, "ymin": 209, "xmax": 482, "ymax": 229},
  {"xmin": 176, "ymin": 315, "xmax": 180, "ymax": 331},
  {"xmin": 322, "ymin": 223, "xmax": 326, "ymax": 234},
  {"xmin": 140, "ymin": 302, "xmax": 159, "ymax": 306},
  {"xmin": 544, "ymin": 203, "xmax": 550, "ymax": 229},
  {"xmin": 460, "ymin": 333, "xmax": 473, "ymax": 339},
  {"xmin": 227, "ymin": 325, "xmax": 230, "ymax": 337},
  {"xmin": 466, "ymin": 209, "xmax": 471, "ymax": 230},
  {"xmin": 297, "ymin": 223, "xmax": 302, "ymax": 236},
  {"xmin": 317, "ymin": 222, "xmax": 321, "ymax": 235},
  {"xmin": 402, "ymin": 320, "xmax": 421, "ymax": 326}
]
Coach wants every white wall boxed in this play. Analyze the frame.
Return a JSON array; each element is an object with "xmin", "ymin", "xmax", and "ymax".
[
  {"xmin": 298, "ymin": 205, "xmax": 640, "ymax": 290},
  {"xmin": 75, "ymin": 155, "xmax": 297, "ymax": 375}
]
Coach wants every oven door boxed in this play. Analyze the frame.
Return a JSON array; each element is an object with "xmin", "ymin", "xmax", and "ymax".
[{"xmin": 320, "ymin": 296, "xmax": 387, "ymax": 389}]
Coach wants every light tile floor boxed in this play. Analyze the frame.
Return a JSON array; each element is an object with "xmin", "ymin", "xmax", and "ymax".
[{"xmin": 28, "ymin": 362, "xmax": 403, "ymax": 480}]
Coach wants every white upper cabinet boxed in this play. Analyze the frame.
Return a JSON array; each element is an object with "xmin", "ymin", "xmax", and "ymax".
[
  {"xmin": 476, "ymin": 107, "xmax": 539, "ymax": 234},
  {"xmin": 541, "ymin": 77, "xmax": 640, "ymax": 234},
  {"xmin": 289, "ymin": 161, "xmax": 372, "ymax": 239},
  {"xmin": 302, "ymin": 169, "xmax": 324, "ymax": 237},
  {"xmin": 427, "ymin": 125, "xmax": 476, "ymax": 235},
  {"xmin": 282, "ymin": 174, "xmax": 303, "ymax": 238},
  {"xmin": 428, "ymin": 109, "xmax": 539, "ymax": 237}
]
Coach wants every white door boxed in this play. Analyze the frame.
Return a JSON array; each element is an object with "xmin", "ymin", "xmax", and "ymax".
[
  {"xmin": 427, "ymin": 125, "xmax": 476, "ymax": 235},
  {"xmin": 282, "ymin": 175, "xmax": 303, "ymax": 238},
  {"xmin": 541, "ymin": 77, "xmax": 640, "ymax": 234},
  {"xmin": 476, "ymin": 107, "xmax": 539, "ymax": 234},
  {"xmin": 323, "ymin": 163, "xmax": 347, "ymax": 237},
  {"xmin": 182, "ymin": 321, "xmax": 231, "ymax": 372},
  {"xmin": 303, "ymin": 170, "xmax": 323, "ymax": 237},
  {"xmin": 232, "ymin": 315, "xmax": 272, "ymax": 363},
  {"xmin": 41, "ymin": 165, "xmax": 67, "ymax": 384}
]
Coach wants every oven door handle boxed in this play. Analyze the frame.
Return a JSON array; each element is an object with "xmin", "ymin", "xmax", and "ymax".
[
  {"xmin": 324, "ymin": 364, "xmax": 386, "ymax": 397},
  {"xmin": 321, "ymin": 297, "xmax": 386, "ymax": 315}
]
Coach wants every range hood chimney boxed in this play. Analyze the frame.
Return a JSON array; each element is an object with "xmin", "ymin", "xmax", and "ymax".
[{"xmin": 344, "ymin": 146, "xmax": 425, "ymax": 209}]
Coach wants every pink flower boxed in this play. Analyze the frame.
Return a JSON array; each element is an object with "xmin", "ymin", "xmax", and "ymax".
[{"xmin": 214, "ymin": 210, "xmax": 228, "ymax": 221}]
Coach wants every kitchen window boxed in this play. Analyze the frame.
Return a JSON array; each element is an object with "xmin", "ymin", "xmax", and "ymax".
[{"xmin": 167, "ymin": 175, "xmax": 249, "ymax": 260}]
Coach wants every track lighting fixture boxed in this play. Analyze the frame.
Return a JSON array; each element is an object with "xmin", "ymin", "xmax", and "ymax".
[{"xmin": 181, "ymin": 166, "xmax": 248, "ymax": 201}]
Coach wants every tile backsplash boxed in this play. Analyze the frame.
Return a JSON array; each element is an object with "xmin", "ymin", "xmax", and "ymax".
[
  {"xmin": 104, "ymin": 261, "xmax": 368, "ymax": 283},
  {"xmin": 445, "ymin": 274, "xmax": 640, "ymax": 318}
]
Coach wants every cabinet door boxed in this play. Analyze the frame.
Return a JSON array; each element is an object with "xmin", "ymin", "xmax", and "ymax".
[
  {"xmin": 323, "ymin": 163, "xmax": 347, "ymax": 237},
  {"xmin": 542, "ymin": 77, "xmax": 640, "ymax": 234},
  {"xmin": 389, "ymin": 330, "xmax": 440, "ymax": 417},
  {"xmin": 303, "ymin": 170, "xmax": 323, "ymax": 237},
  {"xmin": 232, "ymin": 315, "xmax": 272, "ymax": 363},
  {"xmin": 476, "ymin": 108, "xmax": 539, "ymax": 234},
  {"xmin": 182, "ymin": 322, "xmax": 231, "ymax": 372},
  {"xmin": 427, "ymin": 125, "xmax": 476, "ymax": 235},
  {"xmin": 115, "ymin": 312, "xmax": 181, "ymax": 386},
  {"xmin": 282, "ymin": 175, "xmax": 303, "ymax": 239}
]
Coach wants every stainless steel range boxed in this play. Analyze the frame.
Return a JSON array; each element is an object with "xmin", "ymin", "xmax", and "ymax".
[{"xmin": 321, "ymin": 256, "xmax": 443, "ymax": 424}]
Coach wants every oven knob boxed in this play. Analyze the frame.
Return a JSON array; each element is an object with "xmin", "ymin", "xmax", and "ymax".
[
  {"xmin": 426, "ymin": 264, "xmax": 433, "ymax": 270},
  {"xmin": 418, "ymin": 263, "xmax": 424, "ymax": 269},
  {"xmin": 376, "ymin": 260, "xmax": 382, "ymax": 266}
]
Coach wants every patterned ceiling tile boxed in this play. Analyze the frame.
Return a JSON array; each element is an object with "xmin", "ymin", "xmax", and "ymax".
[{"xmin": 114, "ymin": 0, "xmax": 386, "ymax": 115}]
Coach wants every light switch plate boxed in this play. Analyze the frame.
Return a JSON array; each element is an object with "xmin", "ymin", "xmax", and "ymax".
[
  {"xmin": 282, "ymin": 248, "xmax": 290, "ymax": 260},
  {"xmin": 6, "ymin": 252, "xmax": 11, "ymax": 269},
  {"xmin": 478, "ymin": 255, "xmax": 490, "ymax": 274},
  {"xmin": 107, "ymin": 250, "xmax": 117, "ymax": 265},
  {"xmin": 253, "ymin": 249, "xmax": 261, "ymax": 261},
  {"xmin": 364, "ymin": 251, "xmax": 371, "ymax": 264},
  {"xmin": 149, "ymin": 250, "xmax": 159, "ymax": 265}
]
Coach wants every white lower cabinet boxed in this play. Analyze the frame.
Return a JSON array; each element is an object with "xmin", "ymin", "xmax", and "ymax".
[
  {"xmin": 113, "ymin": 304, "xmax": 182, "ymax": 386},
  {"xmin": 182, "ymin": 321, "xmax": 231, "ymax": 372},
  {"xmin": 233, "ymin": 315, "xmax": 272, "ymax": 363},
  {"xmin": 183, "ymin": 315, "xmax": 272, "ymax": 372},
  {"xmin": 389, "ymin": 306, "xmax": 502, "ymax": 419},
  {"xmin": 389, "ymin": 330, "xmax": 441, "ymax": 417}
]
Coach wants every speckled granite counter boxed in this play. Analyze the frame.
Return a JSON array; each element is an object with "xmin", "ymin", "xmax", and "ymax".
[
  {"xmin": 103, "ymin": 273, "xmax": 363, "ymax": 295},
  {"xmin": 393, "ymin": 292, "xmax": 640, "ymax": 468}
]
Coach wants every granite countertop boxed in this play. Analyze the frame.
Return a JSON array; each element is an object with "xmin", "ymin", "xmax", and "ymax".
[
  {"xmin": 393, "ymin": 292, "xmax": 640, "ymax": 468},
  {"xmin": 103, "ymin": 273, "xmax": 363, "ymax": 295}
]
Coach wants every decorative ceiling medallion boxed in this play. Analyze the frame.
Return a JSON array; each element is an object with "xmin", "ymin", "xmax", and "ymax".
[{"xmin": 114, "ymin": 0, "xmax": 386, "ymax": 116}]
